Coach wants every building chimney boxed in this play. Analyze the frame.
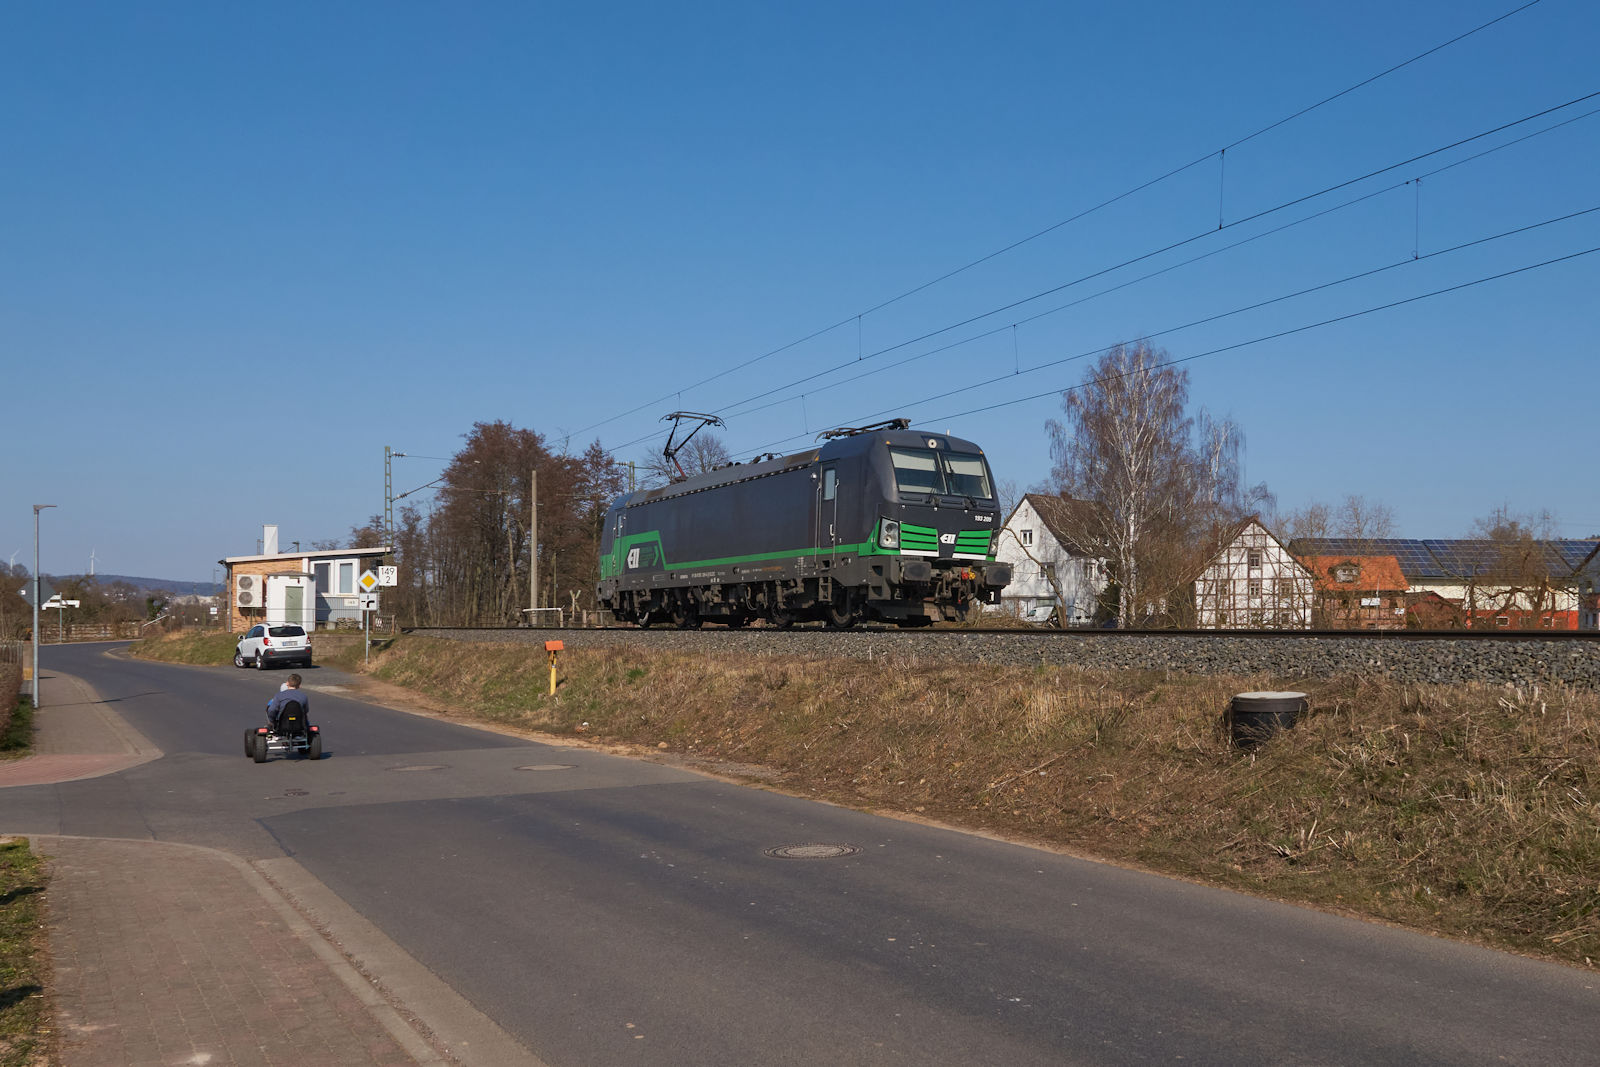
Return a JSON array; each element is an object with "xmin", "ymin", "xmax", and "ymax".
[{"xmin": 263, "ymin": 524, "xmax": 279, "ymax": 556}]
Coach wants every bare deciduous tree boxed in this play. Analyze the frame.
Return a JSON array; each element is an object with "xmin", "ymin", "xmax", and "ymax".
[
  {"xmin": 637, "ymin": 432, "xmax": 732, "ymax": 488},
  {"xmin": 1466, "ymin": 505, "xmax": 1565, "ymax": 627},
  {"xmin": 1280, "ymin": 495, "xmax": 1393, "ymax": 545},
  {"xmin": 1337, "ymin": 495, "xmax": 1396, "ymax": 546},
  {"xmin": 359, "ymin": 422, "xmax": 626, "ymax": 627},
  {"xmin": 1046, "ymin": 341, "xmax": 1270, "ymax": 628}
]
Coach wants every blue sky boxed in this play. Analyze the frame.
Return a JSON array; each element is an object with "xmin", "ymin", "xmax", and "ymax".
[{"xmin": 3, "ymin": 1, "xmax": 1596, "ymax": 581}]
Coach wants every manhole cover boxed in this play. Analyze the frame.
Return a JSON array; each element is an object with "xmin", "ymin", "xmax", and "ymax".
[
  {"xmin": 388, "ymin": 764, "xmax": 446, "ymax": 773},
  {"xmin": 763, "ymin": 844, "xmax": 861, "ymax": 860},
  {"xmin": 516, "ymin": 764, "xmax": 576, "ymax": 771},
  {"xmin": 284, "ymin": 788, "xmax": 309, "ymax": 797}
]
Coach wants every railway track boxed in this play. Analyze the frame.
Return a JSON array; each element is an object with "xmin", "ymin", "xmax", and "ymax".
[
  {"xmin": 400, "ymin": 624, "xmax": 1600, "ymax": 689},
  {"xmin": 407, "ymin": 623, "xmax": 1600, "ymax": 641}
]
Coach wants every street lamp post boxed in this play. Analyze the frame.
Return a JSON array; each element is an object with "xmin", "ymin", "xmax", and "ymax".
[{"xmin": 32, "ymin": 504, "xmax": 56, "ymax": 708}]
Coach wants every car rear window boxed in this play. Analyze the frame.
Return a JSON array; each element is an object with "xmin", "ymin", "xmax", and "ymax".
[{"xmin": 268, "ymin": 626, "xmax": 306, "ymax": 637}]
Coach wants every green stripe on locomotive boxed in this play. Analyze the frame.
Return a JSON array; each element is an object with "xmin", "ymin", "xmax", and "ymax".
[{"xmin": 603, "ymin": 520, "xmax": 996, "ymax": 577}]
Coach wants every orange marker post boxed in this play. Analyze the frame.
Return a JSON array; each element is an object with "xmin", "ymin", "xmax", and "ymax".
[{"xmin": 545, "ymin": 640, "xmax": 564, "ymax": 695}]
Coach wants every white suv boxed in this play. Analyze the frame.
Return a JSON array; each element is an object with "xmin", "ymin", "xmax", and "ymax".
[{"xmin": 234, "ymin": 624, "xmax": 313, "ymax": 669}]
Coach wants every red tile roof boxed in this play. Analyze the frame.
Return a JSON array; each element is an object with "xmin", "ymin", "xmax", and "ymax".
[{"xmin": 1300, "ymin": 555, "xmax": 1409, "ymax": 592}]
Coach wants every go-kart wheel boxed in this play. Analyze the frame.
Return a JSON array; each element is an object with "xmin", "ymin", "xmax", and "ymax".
[
  {"xmin": 244, "ymin": 729, "xmax": 255, "ymax": 757},
  {"xmin": 234, "ymin": 651, "xmax": 247, "ymax": 668},
  {"xmin": 251, "ymin": 733, "xmax": 268, "ymax": 763},
  {"xmin": 307, "ymin": 734, "xmax": 322, "ymax": 760}
]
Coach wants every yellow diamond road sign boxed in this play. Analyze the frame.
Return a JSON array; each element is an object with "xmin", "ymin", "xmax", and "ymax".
[{"xmin": 358, "ymin": 570, "xmax": 379, "ymax": 593}]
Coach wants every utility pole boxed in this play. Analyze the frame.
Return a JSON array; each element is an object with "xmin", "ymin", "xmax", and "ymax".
[
  {"xmin": 384, "ymin": 446, "xmax": 402, "ymax": 563},
  {"xmin": 530, "ymin": 468, "xmax": 539, "ymax": 617},
  {"xmin": 32, "ymin": 504, "xmax": 55, "ymax": 708}
]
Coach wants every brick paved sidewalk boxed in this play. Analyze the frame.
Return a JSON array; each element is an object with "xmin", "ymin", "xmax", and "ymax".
[
  {"xmin": 41, "ymin": 835, "xmax": 433, "ymax": 1067},
  {"xmin": 0, "ymin": 670, "xmax": 159, "ymax": 787}
]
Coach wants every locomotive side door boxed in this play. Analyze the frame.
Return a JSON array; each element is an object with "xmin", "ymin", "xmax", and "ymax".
[{"xmin": 814, "ymin": 464, "xmax": 839, "ymax": 567}]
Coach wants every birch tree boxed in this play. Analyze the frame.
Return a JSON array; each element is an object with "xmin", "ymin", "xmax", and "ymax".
[
  {"xmin": 1046, "ymin": 342, "xmax": 1192, "ymax": 628},
  {"xmin": 1046, "ymin": 341, "xmax": 1271, "ymax": 628}
]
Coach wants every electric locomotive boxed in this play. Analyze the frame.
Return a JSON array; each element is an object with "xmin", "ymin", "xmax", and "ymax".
[{"xmin": 596, "ymin": 419, "xmax": 1012, "ymax": 628}]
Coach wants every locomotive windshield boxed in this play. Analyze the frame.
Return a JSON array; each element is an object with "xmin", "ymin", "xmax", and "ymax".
[{"xmin": 889, "ymin": 448, "xmax": 994, "ymax": 500}]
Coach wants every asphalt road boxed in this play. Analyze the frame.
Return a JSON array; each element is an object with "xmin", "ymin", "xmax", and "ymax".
[{"xmin": 9, "ymin": 642, "xmax": 1599, "ymax": 1065}]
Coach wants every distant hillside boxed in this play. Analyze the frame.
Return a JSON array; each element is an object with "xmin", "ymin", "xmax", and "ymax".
[{"xmin": 56, "ymin": 574, "xmax": 223, "ymax": 597}]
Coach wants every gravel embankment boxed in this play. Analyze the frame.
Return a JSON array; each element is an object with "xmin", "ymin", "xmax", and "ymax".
[{"xmin": 403, "ymin": 628, "xmax": 1600, "ymax": 689}]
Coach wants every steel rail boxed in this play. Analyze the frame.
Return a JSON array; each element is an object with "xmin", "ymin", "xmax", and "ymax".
[{"xmin": 402, "ymin": 624, "xmax": 1600, "ymax": 642}]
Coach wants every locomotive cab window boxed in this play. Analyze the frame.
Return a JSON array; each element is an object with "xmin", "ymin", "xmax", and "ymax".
[
  {"xmin": 942, "ymin": 453, "xmax": 992, "ymax": 499},
  {"xmin": 889, "ymin": 448, "xmax": 994, "ymax": 500},
  {"xmin": 822, "ymin": 468, "xmax": 837, "ymax": 501},
  {"xmin": 890, "ymin": 449, "xmax": 941, "ymax": 495}
]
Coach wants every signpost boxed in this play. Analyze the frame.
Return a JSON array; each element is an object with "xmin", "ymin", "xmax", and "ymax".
[
  {"xmin": 43, "ymin": 596, "xmax": 80, "ymax": 643},
  {"xmin": 356, "ymin": 572, "xmax": 377, "ymax": 662}
]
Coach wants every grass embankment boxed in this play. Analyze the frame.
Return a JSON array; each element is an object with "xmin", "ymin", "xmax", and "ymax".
[
  {"xmin": 130, "ymin": 630, "xmax": 370, "ymax": 671},
  {"xmin": 128, "ymin": 629, "xmax": 1600, "ymax": 967},
  {"xmin": 0, "ymin": 837, "xmax": 51, "ymax": 1067}
]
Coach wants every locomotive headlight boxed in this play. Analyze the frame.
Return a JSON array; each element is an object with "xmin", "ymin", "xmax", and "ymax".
[{"xmin": 879, "ymin": 519, "xmax": 900, "ymax": 549}]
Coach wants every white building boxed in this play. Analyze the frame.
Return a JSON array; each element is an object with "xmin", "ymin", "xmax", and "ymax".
[
  {"xmin": 1194, "ymin": 518, "xmax": 1314, "ymax": 630},
  {"xmin": 992, "ymin": 494, "xmax": 1110, "ymax": 626},
  {"xmin": 220, "ymin": 524, "xmax": 391, "ymax": 633}
]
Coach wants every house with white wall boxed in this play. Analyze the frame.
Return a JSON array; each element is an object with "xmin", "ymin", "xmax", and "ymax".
[
  {"xmin": 1194, "ymin": 518, "xmax": 1314, "ymax": 629},
  {"xmin": 991, "ymin": 494, "xmax": 1110, "ymax": 626},
  {"xmin": 220, "ymin": 524, "xmax": 391, "ymax": 633}
]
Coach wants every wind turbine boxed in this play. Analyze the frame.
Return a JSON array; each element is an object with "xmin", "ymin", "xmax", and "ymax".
[{"xmin": 90, "ymin": 548, "xmax": 97, "ymax": 577}]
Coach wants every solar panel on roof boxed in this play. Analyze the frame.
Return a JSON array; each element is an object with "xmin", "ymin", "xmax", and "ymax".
[
  {"xmin": 1553, "ymin": 540, "xmax": 1599, "ymax": 570},
  {"xmin": 1293, "ymin": 536, "xmax": 1598, "ymax": 580}
]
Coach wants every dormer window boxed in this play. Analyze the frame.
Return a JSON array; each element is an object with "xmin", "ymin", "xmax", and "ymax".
[{"xmin": 1334, "ymin": 564, "xmax": 1358, "ymax": 583}]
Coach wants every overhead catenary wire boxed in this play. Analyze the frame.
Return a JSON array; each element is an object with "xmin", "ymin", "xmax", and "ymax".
[
  {"xmin": 676, "ymin": 93, "xmax": 1600, "ymax": 433},
  {"xmin": 605, "ymin": 180, "xmax": 1599, "ymax": 461},
  {"xmin": 725, "ymin": 243, "xmax": 1599, "ymax": 458},
  {"xmin": 573, "ymin": 1, "xmax": 1545, "ymax": 438},
  {"xmin": 716, "ymin": 201, "xmax": 1600, "ymax": 426}
]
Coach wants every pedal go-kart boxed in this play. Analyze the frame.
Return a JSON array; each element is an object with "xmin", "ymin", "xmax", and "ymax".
[{"xmin": 244, "ymin": 698, "xmax": 322, "ymax": 763}]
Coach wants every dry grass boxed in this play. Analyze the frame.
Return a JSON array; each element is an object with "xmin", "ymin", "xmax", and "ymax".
[
  {"xmin": 128, "ymin": 630, "xmax": 240, "ymax": 666},
  {"xmin": 0, "ymin": 836, "xmax": 51, "ymax": 1067},
  {"xmin": 367, "ymin": 636, "xmax": 1600, "ymax": 969},
  {"xmin": 129, "ymin": 629, "xmax": 370, "ymax": 671}
]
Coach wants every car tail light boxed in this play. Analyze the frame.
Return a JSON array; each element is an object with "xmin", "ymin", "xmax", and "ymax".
[{"xmin": 263, "ymin": 636, "xmax": 271, "ymax": 646}]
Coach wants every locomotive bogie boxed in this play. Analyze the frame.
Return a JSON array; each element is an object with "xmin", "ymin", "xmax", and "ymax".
[{"xmin": 597, "ymin": 426, "xmax": 1011, "ymax": 628}]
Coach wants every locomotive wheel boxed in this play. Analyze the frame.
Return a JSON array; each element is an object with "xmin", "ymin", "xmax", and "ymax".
[
  {"xmin": 672, "ymin": 601, "xmax": 701, "ymax": 630},
  {"xmin": 767, "ymin": 608, "xmax": 794, "ymax": 630},
  {"xmin": 825, "ymin": 597, "xmax": 857, "ymax": 629}
]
